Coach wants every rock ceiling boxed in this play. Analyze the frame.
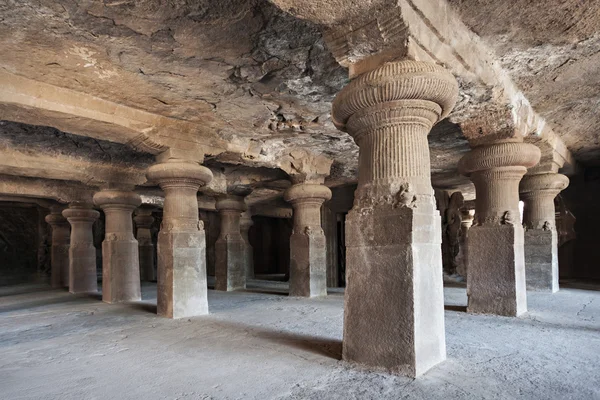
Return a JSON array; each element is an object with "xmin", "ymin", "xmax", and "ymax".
[{"xmin": 0, "ymin": 0, "xmax": 598, "ymax": 206}]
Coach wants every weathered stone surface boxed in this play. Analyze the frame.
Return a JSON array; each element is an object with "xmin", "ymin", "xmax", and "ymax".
[
  {"xmin": 62, "ymin": 202, "xmax": 100, "ymax": 294},
  {"xmin": 520, "ymin": 172, "xmax": 569, "ymax": 292},
  {"xmin": 284, "ymin": 183, "xmax": 332, "ymax": 297},
  {"xmin": 240, "ymin": 211, "xmax": 255, "ymax": 279},
  {"xmin": 94, "ymin": 189, "xmax": 142, "ymax": 304},
  {"xmin": 459, "ymin": 141, "xmax": 540, "ymax": 316},
  {"xmin": 45, "ymin": 206, "xmax": 70, "ymax": 288},
  {"xmin": 332, "ymin": 60, "xmax": 458, "ymax": 377},
  {"xmin": 146, "ymin": 159, "xmax": 213, "ymax": 318},
  {"xmin": 134, "ymin": 207, "xmax": 156, "ymax": 282},
  {"xmin": 215, "ymin": 195, "xmax": 247, "ymax": 292}
]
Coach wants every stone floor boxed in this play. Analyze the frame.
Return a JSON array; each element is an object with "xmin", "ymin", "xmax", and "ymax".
[{"xmin": 0, "ymin": 280, "xmax": 599, "ymax": 400}]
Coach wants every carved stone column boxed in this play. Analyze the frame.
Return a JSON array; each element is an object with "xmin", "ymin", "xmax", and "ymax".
[
  {"xmin": 134, "ymin": 207, "xmax": 156, "ymax": 282},
  {"xmin": 93, "ymin": 189, "xmax": 142, "ymax": 304},
  {"xmin": 45, "ymin": 205, "xmax": 70, "ymax": 288},
  {"xmin": 62, "ymin": 203, "xmax": 100, "ymax": 294},
  {"xmin": 456, "ymin": 208, "xmax": 474, "ymax": 279},
  {"xmin": 283, "ymin": 183, "xmax": 331, "ymax": 297},
  {"xmin": 147, "ymin": 159, "xmax": 213, "ymax": 318},
  {"xmin": 215, "ymin": 195, "xmax": 247, "ymax": 291},
  {"xmin": 240, "ymin": 211, "xmax": 254, "ymax": 280},
  {"xmin": 459, "ymin": 141, "xmax": 540, "ymax": 316},
  {"xmin": 331, "ymin": 60, "xmax": 458, "ymax": 377},
  {"xmin": 520, "ymin": 173, "xmax": 569, "ymax": 292}
]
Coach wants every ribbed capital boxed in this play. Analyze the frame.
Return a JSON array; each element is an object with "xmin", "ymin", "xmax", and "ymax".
[
  {"xmin": 331, "ymin": 61, "xmax": 458, "ymax": 205},
  {"xmin": 134, "ymin": 214, "xmax": 154, "ymax": 229},
  {"xmin": 216, "ymin": 195, "xmax": 247, "ymax": 213},
  {"xmin": 520, "ymin": 173, "xmax": 569, "ymax": 198},
  {"xmin": 332, "ymin": 61, "xmax": 458, "ymax": 132},
  {"xmin": 284, "ymin": 183, "xmax": 332, "ymax": 205},
  {"xmin": 458, "ymin": 142, "xmax": 541, "ymax": 176},
  {"xmin": 146, "ymin": 159, "xmax": 213, "ymax": 190},
  {"xmin": 62, "ymin": 203, "xmax": 100, "ymax": 223},
  {"xmin": 93, "ymin": 190, "xmax": 142, "ymax": 210},
  {"xmin": 45, "ymin": 212, "xmax": 69, "ymax": 227}
]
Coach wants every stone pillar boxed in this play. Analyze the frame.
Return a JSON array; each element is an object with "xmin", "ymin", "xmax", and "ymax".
[
  {"xmin": 62, "ymin": 203, "xmax": 100, "ymax": 294},
  {"xmin": 520, "ymin": 173, "xmax": 569, "ymax": 292},
  {"xmin": 283, "ymin": 183, "xmax": 331, "ymax": 297},
  {"xmin": 134, "ymin": 208, "xmax": 156, "ymax": 282},
  {"xmin": 93, "ymin": 190, "xmax": 142, "ymax": 304},
  {"xmin": 45, "ymin": 206, "xmax": 70, "ymax": 288},
  {"xmin": 215, "ymin": 196, "xmax": 247, "ymax": 291},
  {"xmin": 459, "ymin": 141, "xmax": 540, "ymax": 316},
  {"xmin": 331, "ymin": 61, "xmax": 458, "ymax": 377},
  {"xmin": 456, "ymin": 208, "xmax": 474, "ymax": 279},
  {"xmin": 147, "ymin": 159, "xmax": 213, "ymax": 318},
  {"xmin": 240, "ymin": 211, "xmax": 254, "ymax": 280}
]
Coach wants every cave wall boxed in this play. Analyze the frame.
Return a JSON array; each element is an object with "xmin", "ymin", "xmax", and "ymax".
[
  {"xmin": 560, "ymin": 166, "xmax": 600, "ymax": 280},
  {"xmin": 0, "ymin": 204, "xmax": 45, "ymax": 285},
  {"xmin": 250, "ymin": 216, "xmax": 292, "ymax": 277}
]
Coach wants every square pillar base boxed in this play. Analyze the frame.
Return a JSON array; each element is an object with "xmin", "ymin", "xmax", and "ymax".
[
  {"xmin": 343, "ymin": 206, "xmax": 446, "ymax": 377},
  {"xmin": 524, "ymin": 229, "xmax": 559, "ymax": 292},
  {"xmin": 69, "ymin": 243, "xmax": 98, "ymax": 294},
  {"xmin": 467, "ymin": 224, "xmax": 527, "ymax": 316},
  {"xmin": 289, "ymin": 230, "xmax": 327, "ymax": 297},
  {"xmin": 51, "ymin": 244, "xmax": 70, "ymax": 288},
  {"xmin": 215, "ymin": 237, "xmax": 246, "ymax": 291},
  {"xmin": 102, "ymin": 239, "xmax": 141, "ymax": 303},
  {"xmin": 157, "ymin": 230, "xmax": 208, "ymax": 318}
]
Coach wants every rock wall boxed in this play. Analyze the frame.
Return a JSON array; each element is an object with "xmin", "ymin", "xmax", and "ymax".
[
  {"xmin": 0, "ymin": 205, "xmax": 43, "ymax": 285},
  {"xmin": 560, "ymin": 166, "xmax": 600, "ymax": 280}
]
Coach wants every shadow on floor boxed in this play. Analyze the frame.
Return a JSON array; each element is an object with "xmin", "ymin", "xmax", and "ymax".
[
  {"xmin": 211, "ymin": 319, "xmax": 343, "ymax": 360},
  {"xmin": 128, "ymin": 301, "xmax": 158, "ymax": 314},
  {"xmin": 0, "ymin": 292, "xmax": 101, "ymax": 314},
  {"xmin": 445, "ymin": 305, "xmax": 468, "ymax": 312}
]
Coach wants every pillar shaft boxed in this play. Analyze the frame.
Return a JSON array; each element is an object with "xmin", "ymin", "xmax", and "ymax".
[
  {"xmin": 331, "ymin": 60, "xmax": 458, "ymax": 377},
  {"xmin": 147, "ymin": 159, "xmax": 213, "ymax": 318},
  {"xmin": 284, "ymin": 183, "xmax": 331, "ymax": 297},
  {"xmin": 45, "ymin": 208, "xmax": 70, "ymax": 288},
  {"xmin": 94, "ymin": 190, "xmax": 142, "ymax": 304},
  {"xmin": 62, "ymin": 203, "xmax": 99, "ymax": 294},
  {"xmin": 215, "ymin": 196, "xmax": 247, "ymax": 291},
  {"xmin": 134, "ymin": 210, "xmax": 156, "ymax": 282},
  {"xmin": 459, "ymin": 141, "xmax": 541, "ymax": 316},
  {"xmin": 520, "ymin": 173, "xmax": 569, "ymax": 292},
  {"xmin": 240, "ymin": 212, "xmax": 254, "ymax": 279}
]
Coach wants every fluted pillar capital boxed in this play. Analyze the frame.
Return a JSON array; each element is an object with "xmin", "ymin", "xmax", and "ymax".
[
  {"xmin": 62, "ymin": 202, "xmax": 100, "ymax": 223},
  {"xmin": 93, "ymin": 189, "xmax": 141, "ymax": 211},
  {"xmin": 146, "ymin": 159, "xmax": 213, "ymax": 190},
  {"xmin": 283, "ymin": 183, "xmax": 332, "ymax": 206},
  {"xmin": 520, "ymin": 173, "xmax": 569, "ymax": 199},
  {"xmin": 332, "ymin": 61, "xmax": 458, "ymax": 133},
  {"xmin": 458, "ymin": 141, "xmax": 541, "ymax": 177},
  {"xmin": 459, "ymin": 141, "xmax": 541, "ymax": 225},
  {"xmin": 520, "ymin": 172, "xmax": 569, "ymax": 230},
  {"xmin": 216, "ymin": 195, "xmax": 247, "ymax": 213},
  {"xmin": 45, "ymin": 210, "xmax": 69, "ymax": 228},
  {"xmin": 332, "ymin": 61, "xmax": 458, "ymax": 207}
]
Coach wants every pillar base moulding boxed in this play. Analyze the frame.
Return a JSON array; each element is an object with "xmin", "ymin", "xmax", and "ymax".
[
  {"xmin": 134, "ymin": 208, "xmax": 156, "ymax": 282},
  {"xmin": 520, "ymin": 173, "xmax": 569, "ymax": 293},
  {"xmin": 62, "ymin": 203, "xmax": 100, "ymax": 294},
  {"xmin": 45, "ymin": 207, "xmax": 70, "ymax": 288},
  {"xmin": 215, "ymin": 196, "xmax": 247, "ymax": 292},
  {"xmin": 459, "ymin": 141, "xmax": 541, "ymax": 316},
  {"xmin": 147, "ymin": 159, "xmax": 213, "ymax": 319},
  {"xmin": 284, "ymin": 183, "xmax": 331, "ymax": 298},
  {"xmin": 94, "ymin": 190, "xmax": 142, "ymax": 304},
  {"xmin": 331, "ymin": 60, "xmax": 458, "ymax": 377}
]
